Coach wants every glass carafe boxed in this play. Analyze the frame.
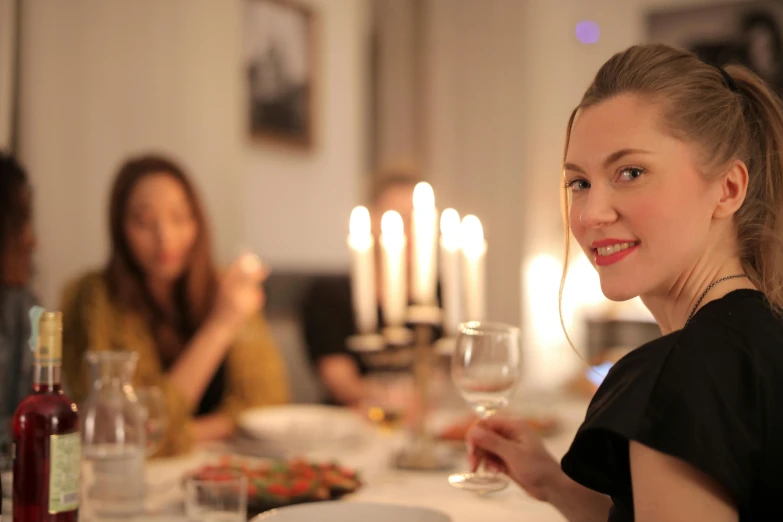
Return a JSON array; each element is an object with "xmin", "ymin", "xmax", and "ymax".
[{"xmin": 80, "ymin": 351, "xmax": 146, "ymax": 519}]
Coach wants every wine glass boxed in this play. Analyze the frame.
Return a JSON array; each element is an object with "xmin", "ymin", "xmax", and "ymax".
[
  {"xmin": 136, "ymin": 386, "xmax": 168, "ymax": 457},
  {"xmin": 448, "ymin": 321, "xmax": 521, "ymax": 493}
]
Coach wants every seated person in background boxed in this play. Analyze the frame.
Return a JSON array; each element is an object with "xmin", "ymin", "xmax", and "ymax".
[
  {"xmin": 0, "ymin": 154, "xmax": 37, "ymax": 451},
  {"xmin": 61, "ymin": 154, "xmax": 289, "ymax": 456},
  {"xmin": 302, "ymin": 169, "xmax": 436, "ymax": 406}
]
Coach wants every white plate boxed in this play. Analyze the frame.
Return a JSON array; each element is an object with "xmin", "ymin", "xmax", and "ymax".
[
  {"xmin": 237, "ymin": 405, "xmax": 372, "ymax": 453},
  {"xmin": 252, "ymin": 501, "xmax": 452, "ymax": 521}
]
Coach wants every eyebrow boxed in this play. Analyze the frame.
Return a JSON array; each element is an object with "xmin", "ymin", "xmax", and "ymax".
[{"xmin": 564, "ymin": 148, "xmax": 652, "ymax": 174}]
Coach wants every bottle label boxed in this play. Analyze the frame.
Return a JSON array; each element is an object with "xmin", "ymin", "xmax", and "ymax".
[{"xmin": 48, "ymin": 432, "xmax": 81, "ymax": 513}]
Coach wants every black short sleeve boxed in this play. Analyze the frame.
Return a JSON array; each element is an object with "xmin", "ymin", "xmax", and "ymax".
[
  {"xmin": 634, "ymin": 324, "xmax": 762, "ymax": 502},
  {"xmin": 562, "ymin": 293, "xmax": 767, "ymax": 513}
]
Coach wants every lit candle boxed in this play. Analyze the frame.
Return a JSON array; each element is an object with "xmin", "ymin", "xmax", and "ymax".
[
  {"xmin": 439, "ymin": 209, "xmax": 462, "ymax": 336},
  {"xmin": 380, "ymin": 210, "xmax": 407, "ymax": 326},
  {"xmin": 411, "ymin": 182, "xmax": 438, "ymax": 305},
  {"xmin": 348, "ymin": 206, "xmax": 377, "ymax": 334},
  {"xmin": 461, "ymin": 215, "xmax": 487, "ymax": 321}
]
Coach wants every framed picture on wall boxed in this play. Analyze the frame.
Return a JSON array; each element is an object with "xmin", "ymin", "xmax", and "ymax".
[
  {"xmin": 648, "ymin": 1, "xmax": 783, "ymax": 95},
  {"xmin": 244, "ymin": 0, "xmax": 316, "ymax": 149}
]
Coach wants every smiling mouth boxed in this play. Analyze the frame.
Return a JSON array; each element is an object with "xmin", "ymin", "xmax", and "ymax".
[{"xmin": 594, "ymin": 242, "xmax": 638, "ymax": 257}]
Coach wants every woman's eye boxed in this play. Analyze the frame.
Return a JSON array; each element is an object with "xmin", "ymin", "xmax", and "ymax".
[
  {"xmin": 130, "ymin": 214, "xmax": 154, "ymax": 229},
  {"xmin": 566, "ymin": 179, "xmax": 590, "ymax": 192},
  {"xmin": 618, "ymin": 167, "xmax": 645, "ymax": 181}
]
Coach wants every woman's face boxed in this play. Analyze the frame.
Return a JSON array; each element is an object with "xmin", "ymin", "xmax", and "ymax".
[
  {"xmin": 564, "ymin": 93, "xmax": 724, "ymax": 302},
  {"xmin": 2, "ymin": 186, "xmax": 36, "ymax": 287},
  {"xmin": 124, "ymin": 173, "xmax": 198, "ymax": 284}
]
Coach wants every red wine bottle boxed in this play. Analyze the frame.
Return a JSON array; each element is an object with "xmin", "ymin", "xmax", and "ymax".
[{"xmin": 12, "ymin": 311, "xmax": 79, "ymax": 522}]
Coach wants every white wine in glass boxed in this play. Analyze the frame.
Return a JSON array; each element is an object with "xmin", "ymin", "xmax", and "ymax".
[{"xmin": 448, "ymin": 321, "xmax": 521, "ymax": 493}]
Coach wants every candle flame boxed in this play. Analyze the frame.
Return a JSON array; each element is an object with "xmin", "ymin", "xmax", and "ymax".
[
  {"xmin": 440, "ymin": 208, "xmax": 462, "ymax": 251},
  {"xmin": 413, "ymin": 182, "xmax": 435, "ymax": 209},
  {"xmin": 461, "ymin": 215, "xmax": 485, "ymax": 258},
  {"xmin": 381, "ymin": 210, "xmax": 404, "ymax": 238},
  {"xmin": 349, "ymin": 206, "xmax": 371, "ymax": 237}
]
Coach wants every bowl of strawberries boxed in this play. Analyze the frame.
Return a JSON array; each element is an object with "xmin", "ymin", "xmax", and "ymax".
[{"xmin": 186, "ymin": 457, "xmax": 362, "ymax": 517}]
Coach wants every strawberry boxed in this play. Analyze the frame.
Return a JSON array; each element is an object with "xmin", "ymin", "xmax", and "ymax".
[
  {"xmin": 290, "ymin": 479, "xmax": 312, "ymax": 496},
  {"xmin": 266, "ymin": 484, "xmax": 291, "ymax": 497}
]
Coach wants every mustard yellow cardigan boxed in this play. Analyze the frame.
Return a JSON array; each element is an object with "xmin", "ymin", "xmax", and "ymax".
[{"xmin": 60, "ymin": 272, "xmax": 289, "ymax": 456}]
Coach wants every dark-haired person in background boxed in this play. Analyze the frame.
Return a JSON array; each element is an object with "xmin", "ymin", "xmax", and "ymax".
[
  {"xmin": 690, "ymin": 10, "xmax": 783, "ymax": 94},
  {"xmin": 0, "ymin": 153, "xmax": 37, "ymax": 451},
  {"xmin": 741, "ymin": 11, "xmax": 783, "ymax": 91},
  {"xmin": 61, "ymin": 154, "xmax": 289, "ymax": 456}
]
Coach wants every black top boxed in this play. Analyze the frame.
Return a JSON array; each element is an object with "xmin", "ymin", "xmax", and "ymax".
[
  {"xmin": 160, "ymin": 348, "xmax": 226, "ymax": 417},
  {"xmin": 561, "ymin": 290, "xmax": 783, "ymax": 521},
  {"xmin": 300, "ymin": 275, "xmax": 444, "ymax": 404},
  {"xmin": 196, "ymin": 361, "xmax": 227, "ymax": 417},
  {"xmin": 300, "ymin": 275, "xmax": 377, "ymax": 379}
]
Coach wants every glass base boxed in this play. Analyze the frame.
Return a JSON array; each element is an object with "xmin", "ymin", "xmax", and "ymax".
[
  {"xmin": 393, "ymin": 440, "xmax": 454, "ymax": 471},
  {"xmin": 448, "ymin": 472, "xmax": 509, "ymax": 493}
]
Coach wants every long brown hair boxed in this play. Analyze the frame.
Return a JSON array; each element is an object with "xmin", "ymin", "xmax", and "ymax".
[
  {"xmin": 105, "ymin": 154, "xmax": 218, "ymax": 355},
  {"xmin": 0, "ymin": 153, "xmax": 31, "ymax": 328},
  {"xmin": 559, "ymin": 44, "xmax": 783, "ymax": 336}
]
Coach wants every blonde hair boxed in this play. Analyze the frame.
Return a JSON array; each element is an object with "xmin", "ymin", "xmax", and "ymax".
[{"xmin": 559, "ymin": 43, "xmax": 783, "ymax": 338}]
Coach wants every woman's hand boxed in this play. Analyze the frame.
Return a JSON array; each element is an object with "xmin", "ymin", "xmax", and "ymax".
[
  {"xmin": 210, "ymin": 253, "xmax": 267, "ymax": 331},
  {"xmin": 466, "ymin": 415, "xmax": 563, "ymax": 502}
]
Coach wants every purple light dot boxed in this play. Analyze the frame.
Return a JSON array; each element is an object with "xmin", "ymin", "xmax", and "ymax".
[{"xmin": 576, "ymin": 20, "xmax": 600, "ymax": 44}]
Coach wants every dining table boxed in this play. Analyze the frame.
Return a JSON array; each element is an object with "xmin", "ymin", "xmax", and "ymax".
[
  {"xmin": 139, "ymin": 394, "xmax": 588, "ymax": 522},
  {"xmin": 0, "ymin": 394, "xmax": 589, "ymax": 522}
]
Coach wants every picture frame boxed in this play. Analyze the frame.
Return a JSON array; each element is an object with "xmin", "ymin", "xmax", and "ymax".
[
  {"xmin": 244, "ymin": 0, "xmax": 316, "ymax": 149},
  {"xmin": 648, "ymin": 1, "xmax": 783, "ymax": 95}
]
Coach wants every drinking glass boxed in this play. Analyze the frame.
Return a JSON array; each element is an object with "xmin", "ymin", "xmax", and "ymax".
[
  {"xmin": 362, "ymin": 371, "xmax": 412, "ymax": 432},
  {"xmin": 136, "ymin": 386, "xmax": 168, "ymax": 457},
  {"xmin": 447, "ymin": 321, "xmax": 521, "ymax": 493},
  {"xmin": 184, "ymin": 468, "xmax": 247, "ymax": 522}
]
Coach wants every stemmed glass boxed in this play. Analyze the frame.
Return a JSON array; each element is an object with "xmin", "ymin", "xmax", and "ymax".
[{"xmin": 448, "ymin": 321, "xmax": 521, "ymax": 493}]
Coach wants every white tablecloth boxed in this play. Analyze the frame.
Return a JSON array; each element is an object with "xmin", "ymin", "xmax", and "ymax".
[{"xmin": 139, "ymin": 396, "xmax": 588, "ymax": 522}]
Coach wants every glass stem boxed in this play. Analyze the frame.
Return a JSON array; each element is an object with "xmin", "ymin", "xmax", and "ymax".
[
  {"xmin": 477, "ymin": 455, "xmax": 498, "ymax": 478},
  {"xmin": 476, "ymin": 409, "xmax": 497, "ymax": 477}
]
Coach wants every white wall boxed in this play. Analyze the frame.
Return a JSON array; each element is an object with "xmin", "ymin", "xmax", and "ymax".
[
  {"xmin": 372, "ymin": 0, "xmax": 421, "ymax": 169},
  {"xmin": 422, "ymin": 0, "xmax": 744, "ymax": 390},
  {"xmin": 17, "ymin": 0, "xmax": 368, "ymax": 307},
  {"xmin": 423, "ymin": 0, "xmax": 529, "ymax": 329},
  {"xmin": 242, "ymin": 0, "xmax": 368, "ymax": 272},
  {"xmin": 0, "ymin": 0, "xmax": 16, "ymax": 150}
]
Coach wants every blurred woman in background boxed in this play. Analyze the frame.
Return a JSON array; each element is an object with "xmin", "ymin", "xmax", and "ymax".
[
  {"xmin": 62, "ymin": 154, "xmax": 288, "ymax": 456},
  {"xmin": 0, "ymin": 153, "xmax": 37, "ymax": 452}
]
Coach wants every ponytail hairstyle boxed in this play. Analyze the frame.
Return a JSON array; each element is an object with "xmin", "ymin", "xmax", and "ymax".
[{"xmin": 559, "ymin": 43, "xmax": 783, "ymax": 335}]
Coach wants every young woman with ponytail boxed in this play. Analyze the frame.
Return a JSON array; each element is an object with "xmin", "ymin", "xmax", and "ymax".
[{"xmin": 466, "ymin": 44, "xmax": 783, "ymax": 521}]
